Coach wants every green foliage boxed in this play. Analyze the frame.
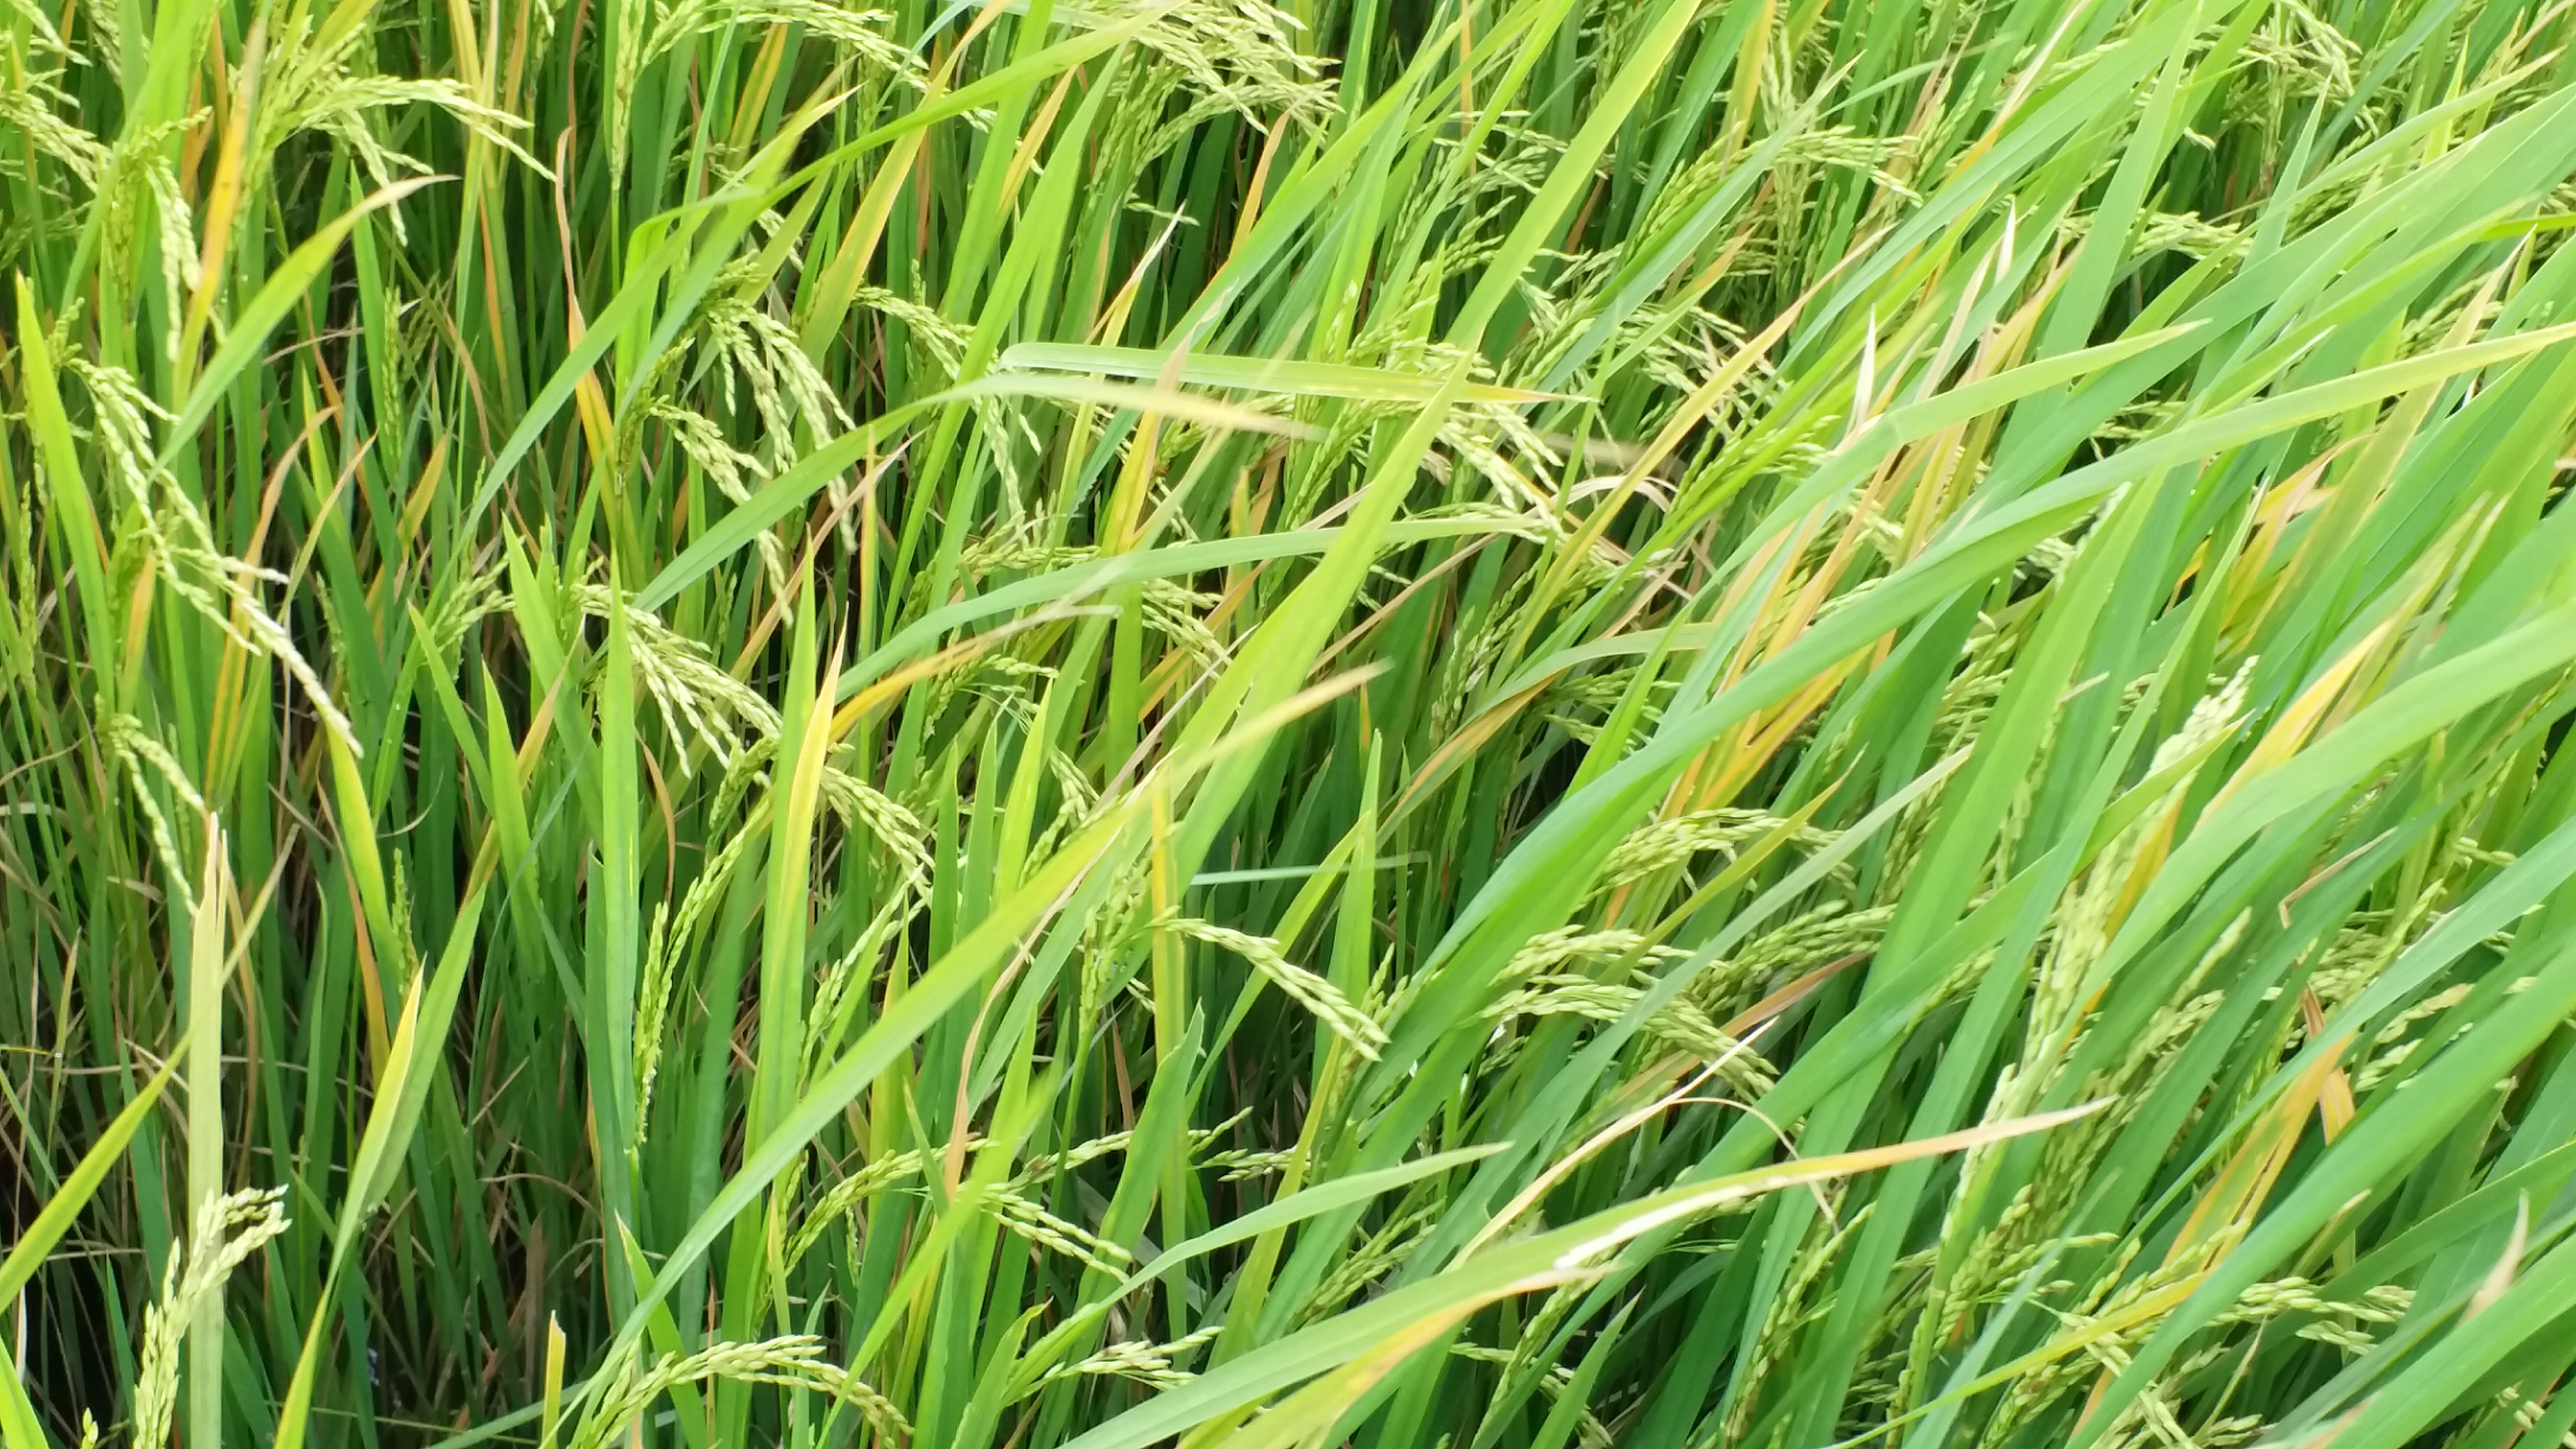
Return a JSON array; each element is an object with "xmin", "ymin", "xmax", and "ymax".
[{"xmin": 10, "ymin": 0, "xmax": 2576, "ymax": 1446}]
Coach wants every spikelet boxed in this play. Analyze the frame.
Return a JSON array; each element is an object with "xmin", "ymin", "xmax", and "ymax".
[
  {"xmin": 1163, "ymin": 915, "xmax": 1389, "ymax": 1058},
  {"xmin": 416, "ymin": 565, "xmax": 510, "ymax": 667},
  {"xmin": 932, "ymin": 536, "xmax": 1225, "ymax": 667},
  {"xmin": 2237, "ymin": 0, "xmax": 2361, "ymax": 108},
  {"xmin": 784, "ymin": 1147, "xmax": 947, "ymax": 1266},
  {"xmin": 846, "ymin": 286, "xmax": 969, "ymax": 383},
  {"xmin": 572, "ymin": 1336, "xmax": 908, "ymax": 1449},
  {"xmin": 1038, "ymin": 1324, "xmax": 1223, "ymax": 1390},
  {"xmin": 817, "ymin": 765, "xmax": 935, "ymax": 890},
  {"xmin": 611, "ymin": 0, "xmax": 921, "ymax": 179},
  {"xmin": 254, "ymin": 12, "xmax": 544, "ymax": 238},
  {"xmin": 805, "ymin": 898, "xmax": 910, "ymax": 1074},
  {"xmin": 645, "ymin": 400, "xmax": 766, "ymax": 508},
  {"xmin": 98, "ymin": 713, "xmax": 208, "ymax": 921},
  {"xmin": 984, "ymin": 1187, "xmax": 1135, "ymax": 1274},
  {"xmin": 65, "ymin": 355, "xmax": 360, "ymax": 757},
  {"xmin": 1504, "ymin": 926, "xmax": 1691, "ymax": 979},
  {"xmin": 2212, "ymin": 1277, "xmax": 2412, "ymax": 1352},
  {"xmin": 1299, "ymin": 1200, "xmax": 1440, "ymax": 1324},
  {"xmin": 1, "ymin": 0, "xmax": 70, "ymax": 55},
  {"xmin": 1200, "ymin": 1145, "xmax": 1295, "ymax": 1181},
  {"xmin": 2352, "ymin": 982, "xmax": 2476, "ymax": 1090},
  {"xmin": 1702, "ymin": 903, "xmax": 1898, "ymax": 1008},
  {"xmin": 574, "ymin": 580, "xmax": 780, "ymax": 770},
  {"xmin": 1594, "ymin": 807, "xmax": 1844, "ymax": 894},
  {"xmin": 576, "ymin": 576, "xmax": 938, "ymax": 878},
  {"xmin": 646, "ymin": 400, "xmax": 785, "ymax": 589},
  {"xmin": 0, "ymin": 57, "xmax": 108, "ymax": 186},
  {"xmin": 697, "ymin": 272, "xmax": 853, "ymax": 464},
  {"xmin": 630, "ymin": 898, "xmax": 677, "ymax": 1149},
  {"xmin": 82, "ymin": 113, "xmax": 203, "ymax": 359},
  {"xmin": 134, "ymin": 1189, "xmax": 292, "ymax": 1449},
  {"xmin": 1483, "ymin": 972, "xmax": 1778, "ymax": 1096}
]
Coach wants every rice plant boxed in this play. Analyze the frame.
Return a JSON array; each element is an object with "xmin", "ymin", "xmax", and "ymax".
[{"xmin": 10, "ymin": 0, "xmax": 2576, "ymax": 1446}]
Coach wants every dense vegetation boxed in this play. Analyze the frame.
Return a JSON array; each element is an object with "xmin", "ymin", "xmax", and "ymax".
[{"xmin": 10, "ymin": 0, "xmax": 2576, "ymax": 1446}]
